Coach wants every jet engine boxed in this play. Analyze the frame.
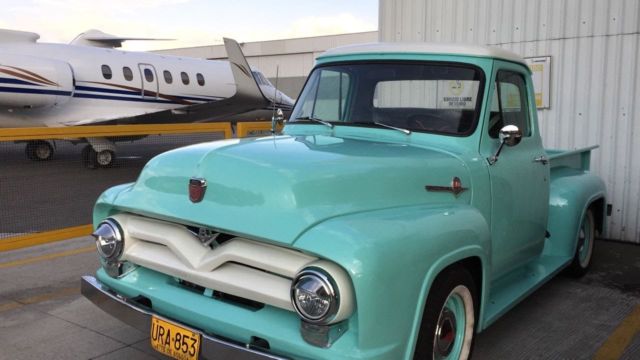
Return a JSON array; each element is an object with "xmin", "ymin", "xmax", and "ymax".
[{"xmin": 0, "ymin": 53, "xmax": 74, "ymax": 109}]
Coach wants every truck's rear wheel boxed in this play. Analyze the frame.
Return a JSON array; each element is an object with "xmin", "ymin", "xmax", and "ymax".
[
  {"xmin": 414, "ymin": 266, "xmax": 476, "ymax": 360},
  {"xmin": 568, "ymin": 209, "xmax": 595, "ymax": 277}
]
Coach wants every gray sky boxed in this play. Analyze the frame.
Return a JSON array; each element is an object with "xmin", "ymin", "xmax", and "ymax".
[{"xmin": 0, "ymin": 0, "xmax": 379, "ymax": 51}]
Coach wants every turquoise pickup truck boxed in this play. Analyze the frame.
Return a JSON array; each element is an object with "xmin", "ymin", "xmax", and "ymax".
[{"xmin": 82, "ymin": 43, "xmax": 606, "ymax": 360}]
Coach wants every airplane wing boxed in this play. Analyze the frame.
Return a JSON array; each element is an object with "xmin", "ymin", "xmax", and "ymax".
[
  {"xmin": 70, "ymin": 29, "xmax": 172, "ymax": 49},
  {"xmin": 93, "ymin": 38, "xmax": 274, "ymax": 125}
]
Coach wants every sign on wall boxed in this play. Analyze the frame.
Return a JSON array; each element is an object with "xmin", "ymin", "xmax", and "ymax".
[{"xmin": 524, "ymin": 56, "xmax": 551, "ymax": 109}]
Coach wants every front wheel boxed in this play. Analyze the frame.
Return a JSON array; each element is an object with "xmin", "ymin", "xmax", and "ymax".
[
  {"xmin": 414, "ymin": 267, "xmax": 477, "ymax": 360},
  {"xmin": 567, "ymin": 209, "xmax": 595, "ymax": 277}
]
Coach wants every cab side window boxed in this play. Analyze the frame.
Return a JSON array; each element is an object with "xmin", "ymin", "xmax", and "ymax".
[{"xmin": 488, "ymin": 71, "xmax": 531, "ymax": 138}]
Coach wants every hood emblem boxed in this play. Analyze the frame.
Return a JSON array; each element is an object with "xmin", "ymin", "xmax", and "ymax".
[
  {"xmin": 425, "ymin": 177, "xmax": 467, "ymax": 197},
  {"xmin": 189, "ymin": 178, "xmax": 207, "ymax": 203}
]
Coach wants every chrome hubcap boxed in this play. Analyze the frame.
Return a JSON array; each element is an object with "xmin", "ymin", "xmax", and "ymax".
[{"xmin": 435, "ymin": 307, "xmax": 456, "ymax": 356}]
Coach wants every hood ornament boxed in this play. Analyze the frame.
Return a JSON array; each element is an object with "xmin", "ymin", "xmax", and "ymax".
[
  {"xmin": 425, "ymin": 177, "xmax": 467, "ymax": 197},
  {"xmin": 189, "ymin": 178, "xmax": 207, "ymax": 203}
]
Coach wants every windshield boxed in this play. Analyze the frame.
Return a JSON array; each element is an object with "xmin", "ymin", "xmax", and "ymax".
[{"xmin": 289, "ymin": 62, "xmax": 485, "ymax": 136}]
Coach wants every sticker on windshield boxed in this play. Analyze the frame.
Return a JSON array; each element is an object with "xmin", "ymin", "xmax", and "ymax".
[{"xmin": 437, "ymin": 80, "xmax": 479, "ymax": 110}]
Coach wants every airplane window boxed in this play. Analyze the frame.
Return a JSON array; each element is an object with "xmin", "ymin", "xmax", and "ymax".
[
  {"xmin": 164, "ymin": 70, "xmax": 173, "ymax": 84},
  {"xmin": 181, "ymin": 72, "xmax": 190, "ymax": 85},
  {"xmin": 144, "ymin": 69, "xmax": 154, "ymax": 82},
  {"xmin": 123, "ymin": 67, "xmax": 133, "ymax": 81},
  {"xmin": 101, "ymin": 65, "xmax": 112, "ymax": 80},
  {"xmin": 197, "ymin": 73, "xmax": 205, "ymax": 86}
]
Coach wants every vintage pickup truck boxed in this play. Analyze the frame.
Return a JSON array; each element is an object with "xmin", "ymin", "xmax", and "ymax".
[{"xmin": 82, "ymin": 43, "xmax": 606, "ymax": 360}]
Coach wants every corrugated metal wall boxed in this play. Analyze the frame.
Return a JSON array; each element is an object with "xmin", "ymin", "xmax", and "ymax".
[{"xmin": 379, "ymin": 0, "xmax": 640, "ymax": 242}]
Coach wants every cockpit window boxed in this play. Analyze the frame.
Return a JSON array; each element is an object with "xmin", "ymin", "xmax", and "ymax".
[
  {"xmin": 101, "ymin": 65, "xmax": 112, "ymax": 80},
  {"xmin": 289, "ymin": 62, "xmax": 485, "ymax": 136}
]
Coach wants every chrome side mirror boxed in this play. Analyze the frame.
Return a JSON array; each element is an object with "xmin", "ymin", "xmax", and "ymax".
[
  {"xmin": 499, "ymin": 124, "xmax": 523, "ymax": 147},
  {"xmin": 488, "ymin": 125, "xmax": 522, "ymax": 165},
  {"xmin": 271, "ymin": 108, "xmax": 285, "ymax": 133}
]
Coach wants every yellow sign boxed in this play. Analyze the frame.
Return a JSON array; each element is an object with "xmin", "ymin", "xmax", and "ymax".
[{"xmin": 525, "ymin": 56, "xmax": 551, "ymax": 109}]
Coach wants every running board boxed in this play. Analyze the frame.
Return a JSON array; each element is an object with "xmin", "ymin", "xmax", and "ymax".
[{"xmin": 482, "ymin": 254, "xmax": 572, "ymax": 328}]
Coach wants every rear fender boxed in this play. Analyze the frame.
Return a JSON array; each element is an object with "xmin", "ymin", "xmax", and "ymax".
[
  {"xmin": 544, "ymin": 168, "xmax": 606, "ymax": 258},
  {"xmin": 293, "ymin": 203, "xmax": 490, "ymax": 359}
]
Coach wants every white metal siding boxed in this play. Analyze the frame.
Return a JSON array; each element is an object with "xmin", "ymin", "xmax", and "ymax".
[{"xmin": 380, "ymin": 0, "xmax": 640, "ymax": 242}]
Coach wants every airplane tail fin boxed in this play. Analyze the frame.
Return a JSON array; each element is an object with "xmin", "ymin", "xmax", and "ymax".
[{"xmin": 222, "ymin": 38, "xmax": 268, "ymax": 101}]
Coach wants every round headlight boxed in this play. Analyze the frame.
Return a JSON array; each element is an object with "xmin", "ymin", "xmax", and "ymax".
[
  {"xmin": 92, "ymin": 219, "xmax": 124, "ymax": 261},
  {"xmin": 291, "ymin": 268, "xmax": 339, "ymax": 324}
]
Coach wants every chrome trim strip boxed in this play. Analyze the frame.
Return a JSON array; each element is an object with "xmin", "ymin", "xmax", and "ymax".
[{"xmin": 80, "ymin": 275, "xmax": 289, "ymax": 360}]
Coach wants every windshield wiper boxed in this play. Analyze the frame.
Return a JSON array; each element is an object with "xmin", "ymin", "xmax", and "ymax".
[
  {"xmin": 372, "ymin": 122, "xmax": 411, "ymax": 135},
  {"xmin": 295, "ymin": 116, "xmax": 334, "ymax": 128}
]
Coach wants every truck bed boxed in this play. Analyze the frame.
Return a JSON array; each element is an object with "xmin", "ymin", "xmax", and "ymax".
[{"xmin": 547, "ymin": 145, "xmax": 598, "ymax": 171}]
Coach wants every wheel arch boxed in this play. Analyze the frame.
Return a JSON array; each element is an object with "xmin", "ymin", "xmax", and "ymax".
[
  {"xmin": 546, "ymin": 170, "xmax": 606, "ymax": 258},
  {"xmin": 405, "ymin": 250, "xmax": 488, "ymax": 359}
]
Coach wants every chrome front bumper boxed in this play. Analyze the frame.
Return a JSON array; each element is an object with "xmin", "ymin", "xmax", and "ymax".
[{"xmin": 80, "ymin": 275, "xmax": 289, "ymax": 360}]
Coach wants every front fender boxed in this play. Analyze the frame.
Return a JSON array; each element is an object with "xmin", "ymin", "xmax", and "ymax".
[
  {"xmin": 545, "ymin": 168, "xmax": 606, "ymax": 258},
  {"xmin": 293, "ymin": 203, "xmax": 490, "ymax": 360}
]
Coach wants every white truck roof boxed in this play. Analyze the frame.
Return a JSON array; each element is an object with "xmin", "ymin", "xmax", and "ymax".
[{"xmin": 319, "ymin": 42, "xmax": 527, "ymax": 66}]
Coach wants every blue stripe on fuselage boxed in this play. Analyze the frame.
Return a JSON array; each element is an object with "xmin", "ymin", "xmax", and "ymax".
[
  {"xmin": 0, "ymin": 84, "xmax": 224, "ymax": 106},
  {"xmin": 76, "ymin": 84, "xmax": 223, "ymax": 102},
  {"xmin": 0, "ymin": 86, "xmax": 71, "ymax": 96},
  {"xmin": 0, "ymin": 77, "xmax": 42, "ymax": 86}
]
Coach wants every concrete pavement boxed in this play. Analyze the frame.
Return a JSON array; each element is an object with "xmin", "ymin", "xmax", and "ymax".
[{"xmin": 1, "ymin": 237, "xmax": 639, "ymax": 359}]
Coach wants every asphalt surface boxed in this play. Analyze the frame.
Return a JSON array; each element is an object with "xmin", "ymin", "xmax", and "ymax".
[
  {"xmin": 0, "ymin": 133, "xmax": 224, "ymax": 237},
  {"xmin": 0, "ymin": 238, "xmax": 639, "ymax": 359}
]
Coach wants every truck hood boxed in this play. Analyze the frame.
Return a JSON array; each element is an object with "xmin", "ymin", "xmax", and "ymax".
[{"xmin": 111, "ymin": 135, "xmax": 471, "ymax": 245}]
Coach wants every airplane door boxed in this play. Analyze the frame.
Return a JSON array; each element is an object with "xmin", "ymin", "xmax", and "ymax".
[{"xmin": 138, "ymin": 64, "xmax": 159, "ymax": 99}]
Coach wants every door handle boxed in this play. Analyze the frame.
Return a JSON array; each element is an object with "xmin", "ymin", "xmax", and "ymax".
[{"xmin": 533, "ymin": 155, "xmax": 549, "ymax": 165}]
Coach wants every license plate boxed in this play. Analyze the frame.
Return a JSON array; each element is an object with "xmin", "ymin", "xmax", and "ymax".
[{"xmin": 150, "ymin": 316, "xmax": 201, "ymax": 360}]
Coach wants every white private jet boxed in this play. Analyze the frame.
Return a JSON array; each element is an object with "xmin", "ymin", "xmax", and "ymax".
[{"xmin": 0, "ymin": 29, "xmax": 294, "ymax": 167}]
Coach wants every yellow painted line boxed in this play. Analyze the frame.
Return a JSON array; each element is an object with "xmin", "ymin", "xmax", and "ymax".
[
  {"xmin": 0, "ymin": 301, "xmax": 22, "ymax": 313},
  {"xmin": 0, "ymin": 246, "xmax": 95, "ymax": 269},
  {"xmin": 0, "ymin": 224, "xmax": 93, "ymax": 252},
  {"xmin": 237, "ymin": 121, "xmax": 280, "ymax": 138},
  {"xmin": 18, "ymin": 286, "xmax": 79, "ymax": 305},
  {"xmin": 0, "ymin": 287, "xmax": 79, "ymax": 314},
  {"xmin": 594, "ymin": 304, "xmax": 640, "ymax": 360},
  {"xmin": 0, "ymin": 122, "xmax": 233, "ymax": 141}
]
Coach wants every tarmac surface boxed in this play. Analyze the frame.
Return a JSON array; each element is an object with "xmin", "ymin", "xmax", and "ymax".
[
  {"xmin": 0, "ymin": 133, "xmax": 224, "ymax": 237},
  {"xmin": 0, "ymin": 237, "xmax": 639, "ymax": 359}
]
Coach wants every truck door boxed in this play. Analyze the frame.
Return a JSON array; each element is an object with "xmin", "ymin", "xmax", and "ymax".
[
  {"xmin": 479, "ymin": 60, "xmax": 550, "ymax": 279},
  {"xmin": 138, "ymin": 64, "xmax": 159, "ymax": 99}
]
